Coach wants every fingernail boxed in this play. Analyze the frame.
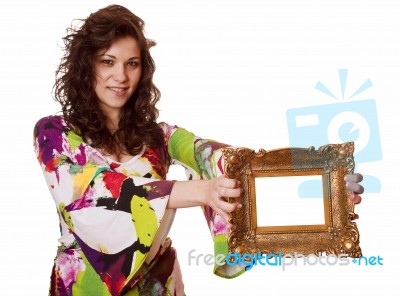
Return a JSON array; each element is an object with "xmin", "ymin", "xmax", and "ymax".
[{"xmin": 237, "ymin": 204, "xmax": 242, "ymax": 209}]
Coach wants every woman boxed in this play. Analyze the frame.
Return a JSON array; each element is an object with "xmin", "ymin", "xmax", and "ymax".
[{"xmin": 33, "ymin": 4, "xmax": 363, "ymax": 295}]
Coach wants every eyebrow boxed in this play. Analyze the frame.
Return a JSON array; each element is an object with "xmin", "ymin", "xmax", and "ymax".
[{"xmin": 99, "ymin": 54, "xmax": 141, "ymax": 60}]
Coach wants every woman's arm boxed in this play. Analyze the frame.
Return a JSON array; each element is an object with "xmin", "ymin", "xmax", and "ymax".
[
  {"xmin": 168, "ymin": 171, "xmax": 364, "ymax": 223},
  {"xmin": 168, "ymin": 176, "xmax": 242, "ymax": 227},
  {"xmin": 163, "ymin": 122, "xmax": 364, "ymax": 215}
]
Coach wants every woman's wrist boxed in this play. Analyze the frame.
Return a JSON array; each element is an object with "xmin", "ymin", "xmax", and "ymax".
[{"xmin": 167, "ymin": 180, "xmax": 209, "ymax": 209}]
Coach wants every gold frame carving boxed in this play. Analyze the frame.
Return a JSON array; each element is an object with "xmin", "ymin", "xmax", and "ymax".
[{"xmin": 222, "ymin": 142, "xmax": 362, "ymax": 258}]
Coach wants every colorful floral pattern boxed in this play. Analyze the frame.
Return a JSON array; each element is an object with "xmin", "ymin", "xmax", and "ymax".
[{"xmin": 34, "ymin": 115, "xmax": 244, "ymax": 295}]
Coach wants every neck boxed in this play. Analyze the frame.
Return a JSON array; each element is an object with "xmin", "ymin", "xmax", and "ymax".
[{"xmin": 105, "ymin": 110, "xmax": 120, "ymax": 134}]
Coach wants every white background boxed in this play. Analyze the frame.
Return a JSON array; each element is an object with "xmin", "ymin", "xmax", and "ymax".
[{"xmin": 1, "ymin": 0, "xmax": 399, "ymax": 295}]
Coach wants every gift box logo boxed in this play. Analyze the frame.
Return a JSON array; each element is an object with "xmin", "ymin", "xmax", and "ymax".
[{"xmin": 286, "ymin": 69, "xmax": 382, "ymax": 195}]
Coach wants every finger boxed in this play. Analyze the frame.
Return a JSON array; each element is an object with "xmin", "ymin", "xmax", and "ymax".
[
  {"xmin": 344, "ymin": 173, "xmax": 363, "ymax": 183},
  {"xmin": 349, "ymin": 193, "xmax": 362, "ymax": 204},
  {"xmin": 219, "ymin": 176, "xmax": 240, "ymax": 189},
  {"xmin": 346, "ymin": 182, "xmax": 364, "ymax": 194},
  {"xmin": 351, "ymin": 213, "xmax": 360, "ymax": 220},
  {"xmin": 231, "ymin": 202, "xmax": 242, "ymax": 211},
  {"xmin": 215, "ymin": 198, "xmax": 241, "ymax": 213},
  {"xmin": 218, "ymin": 187, "xmax": 242, "ymax": 198}
]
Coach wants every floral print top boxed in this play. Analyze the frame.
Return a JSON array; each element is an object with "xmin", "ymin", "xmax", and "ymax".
[{"xmin": 34, "ymin": 115, "xmax": 245, "ymax": 295}]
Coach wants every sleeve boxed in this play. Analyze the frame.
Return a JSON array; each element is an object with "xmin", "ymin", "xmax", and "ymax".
[
  {"xmin": 161, "ymin": 122, "xmax": 246, "ymax": 278},
  {"xmin": 34, "ymin": 116, "xmax": 176, "ymax": 294}
]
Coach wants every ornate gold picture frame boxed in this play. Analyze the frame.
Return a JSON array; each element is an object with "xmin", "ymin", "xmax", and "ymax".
[{"xmin": 222, "ymin": 142, "xmax": 362, "ymax": 258}]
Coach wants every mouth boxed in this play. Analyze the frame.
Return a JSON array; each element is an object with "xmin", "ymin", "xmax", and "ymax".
[{"xmin": 108, "ymin": 87, "xmax": 129, "ymax": 96}]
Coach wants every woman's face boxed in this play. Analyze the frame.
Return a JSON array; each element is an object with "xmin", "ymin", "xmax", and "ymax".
[{"xmin": 94, "ymin": 36, "xmax": 142, "ymax": 119}]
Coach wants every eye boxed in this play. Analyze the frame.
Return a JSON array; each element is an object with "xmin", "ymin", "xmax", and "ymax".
[
  {"xmin": 101, "ymin": 59, "xmax": 113, "ymax": 66},
  {"xmin": 128, "ymin": 60, "xmax": 140, "ymax": 68}
]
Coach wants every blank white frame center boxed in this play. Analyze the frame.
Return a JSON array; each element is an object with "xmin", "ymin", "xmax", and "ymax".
[{"xmin": 255, "ymin": 175, "xmax": 325, "ymax": 227}]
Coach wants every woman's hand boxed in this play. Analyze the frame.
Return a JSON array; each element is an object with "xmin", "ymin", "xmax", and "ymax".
[
  {"xmin": 345, "ymin": 173, "xmax": 364, "ymax": 219},
  {"xmin": 203, "ymin": 176, "xmax": 242, "ymax": 227}
]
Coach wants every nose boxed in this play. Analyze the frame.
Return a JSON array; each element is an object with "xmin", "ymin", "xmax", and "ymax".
[{"xmin": 112, "ymin": 63, "xmax": 128, "ymax": 82}]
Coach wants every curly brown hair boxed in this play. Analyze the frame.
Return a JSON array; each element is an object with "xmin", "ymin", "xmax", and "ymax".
[{"xmin": 54, "ymin": 4, "xmax": 164, "ymax": 156}]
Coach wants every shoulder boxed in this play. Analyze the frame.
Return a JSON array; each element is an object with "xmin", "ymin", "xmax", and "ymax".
[
  {"xmin": 33, "ymin": 115, "xmax": 73, "ymax": 141},
  {"xmin": 34, "ymin": 115, "xmax": 67, "ymax": 131},
  {"xmin": 158, "ymin": 122, "xmax": 179, "ymax": 139},
  {"xmin": 33, "ymin": 115, "xmax": 91, "ymax": 165}
]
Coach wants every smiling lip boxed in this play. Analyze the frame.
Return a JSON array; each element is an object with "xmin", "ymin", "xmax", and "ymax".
[{"xmin": 108, "ymin": 87, "xmax": 129, "ymax": 97}]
